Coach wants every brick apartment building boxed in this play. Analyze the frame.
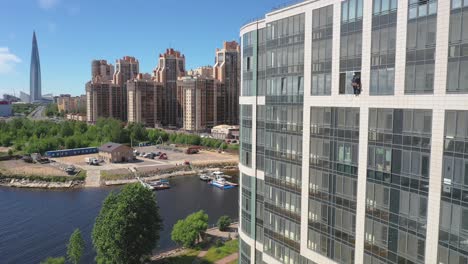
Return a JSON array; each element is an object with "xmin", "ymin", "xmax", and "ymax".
[{"xmin": 127, "ymin": 74, "xmax": 164, "ymax": 128}]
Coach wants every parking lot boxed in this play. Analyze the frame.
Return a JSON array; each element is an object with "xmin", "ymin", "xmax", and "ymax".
[{"xmin": 52, "ymin": 146, "xmax": 238, "ymax": 173}]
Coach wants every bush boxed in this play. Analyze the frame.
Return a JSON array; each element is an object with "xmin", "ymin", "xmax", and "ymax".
[
  {"xmin": 171, "ymin": 210, "xmax": 209, "ymax": 248},
  {"xmin": 215, "ymin": 239, "xmax": 224, "ymax": 248},
  {"xmin": 217, "ymin": 215, "xmax": 232, "ymax": 232}
]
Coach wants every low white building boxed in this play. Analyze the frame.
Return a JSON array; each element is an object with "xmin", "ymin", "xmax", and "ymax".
[{"xmin": 211, "ymin": 125, "xmax": 239, "ymax": 140}]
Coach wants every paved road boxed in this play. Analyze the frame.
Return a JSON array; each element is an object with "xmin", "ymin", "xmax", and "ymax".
[
  {"xmin": 27, "ymin": 105, "xmax": 46, "ymax": 120},
  {"xmin": 85, "ymin": 170, "xmax": 101, "ymax": 187}
]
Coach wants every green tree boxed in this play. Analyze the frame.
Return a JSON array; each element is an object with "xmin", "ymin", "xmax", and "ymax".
[
  {"xmin": 128, "ymin": 122, "xmax": 148, "ymax": 144},
  {"xmin": 217, "ymin": 215, "xmax": 232, "ymax": 231},
  {"xmin": 92, "ymin": 183, "xmax": 162, "ymax": 264},
  {"xmin": 67, "ymin": 228, "xmax": 85, "ymax": 264},
  {"xmin": 171, "ymin": 210, "xmax": 209, "ymax": 248},
  {"xmin": 61, "ymin": 122, "xmax": 74, "ymax": 137},
  {"xmin": 40, "ymin": 257, "xmax": 65, "ymax": 264},
  {"xmin": 45, "ymin": 103, "xmax": 60, "ymax": 117}
]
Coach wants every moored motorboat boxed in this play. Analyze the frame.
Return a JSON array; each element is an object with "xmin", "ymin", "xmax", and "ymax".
[
  {"xmin": 199, "ymin": 174, "xmax": 210, "ymax": 181},
  {"xmin": 148, "ymin": 180, "xmax": 171, "ymax": 190},
  {"xmin": 209, "ymin": 174, "xmax": 236, "ymax": 189}
]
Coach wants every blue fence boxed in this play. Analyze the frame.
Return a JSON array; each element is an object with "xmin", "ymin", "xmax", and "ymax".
[{"xmin": 45, "ymin": 147, "xmax": 98, "ymax": 158}]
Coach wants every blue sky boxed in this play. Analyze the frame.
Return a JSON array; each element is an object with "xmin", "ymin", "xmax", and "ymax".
[{"xmin": 0, "ymin": 0, "xmax": 288, "ymax": 96}]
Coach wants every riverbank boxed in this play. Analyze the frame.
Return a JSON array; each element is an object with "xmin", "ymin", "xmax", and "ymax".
[
  {"xmin": 0, "ymin": 172, "xmax": 86, "ymax": 189},
  {"xmin": 0, "ymin": 176, "xmax": 239, "ymax": 264},
  {"xmin": 151, "ymin": 223, "xmax": 239, "ymax": 264},
  {"xmin": 0, "ymin": 178, "xmax": 84, "ymax": 189},
  {"xmin": 0, "ymin": 161, "xmax": 238, "ymax": 189},
  {"xmin": 104, "ymin": 162, "xmax": 238, "ymax": 186}
]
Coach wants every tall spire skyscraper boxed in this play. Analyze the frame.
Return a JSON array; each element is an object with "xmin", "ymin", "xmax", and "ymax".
[{"xmin": 30, "ymin": 31, "xmax": 41, "ymax": 102}]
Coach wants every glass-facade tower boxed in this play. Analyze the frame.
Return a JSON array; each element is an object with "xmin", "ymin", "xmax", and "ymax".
[
  {"xmin": 30, "ymin": 31, "xmax": 41, "ymax": 103},
  {"xmin": 239, "ymin": 0, "xmax": 468, "ymax": 263}
]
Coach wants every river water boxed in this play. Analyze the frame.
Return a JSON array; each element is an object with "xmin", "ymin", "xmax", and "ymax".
[{"xmin": 0, "ymin": 174, "xmax": 239, "ymax": 264}]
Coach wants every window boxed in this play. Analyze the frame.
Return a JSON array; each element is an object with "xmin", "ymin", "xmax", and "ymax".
[
  {"xmin": 405, "ymin": 1, "xmax": 437, "ymax": 94},
  {"xmin": 462, "ymin": 208, "xmax": 468, "ymax": 231},
  {"xmin": 370, "ymin": 3, "xmax": 397, "ymax": 95},
  {"xmin": 309, "ymin": 107, "xmax": 358, "ymax": 261},
  {"xmin": 312, "ymin": 5, "xmax": 333, "ymax": 95},
  {"xmin": 339, "ymin": 71, "xmax": 361, "ymax": 94},
  {"xmin": 341, "ymin": 0, "xmax": 363, "ymax": 78}
]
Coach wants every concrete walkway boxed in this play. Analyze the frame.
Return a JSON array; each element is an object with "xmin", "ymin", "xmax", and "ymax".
[
  {"xmin": 85, "ymin": 170, "xmax": 101, "ymax": 187},
  {"xmin": 197, "ymin": 251, "xmax": 208, "ymax": 258},
  {"xmin": 205, "ymin": 223, "xmax": 238, "ymax": 239},
  {"xmin": 215, "ymin": 253, "xmax": 238, "ymax": 264}
]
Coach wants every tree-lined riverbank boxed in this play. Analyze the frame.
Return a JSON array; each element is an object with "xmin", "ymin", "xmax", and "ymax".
[{"xmin": 0, "ymin": 176, "xmax": 239, "ymax": 264}]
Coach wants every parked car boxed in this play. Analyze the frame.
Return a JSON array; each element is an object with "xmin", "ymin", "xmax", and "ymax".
[
  {"xmin": 85, "ymin": 157, "xmax": 99, "ymax": 166},
  {"xmin": 65, "ymin": 166, "xmax": 76, "ymax": 174},
  {"xmin": 143, "ymin": 153, "xmax": 155, "ymax": 159},
  {"xmin": 185, "ymin": 147, "xmax": 200, "ymax": 155}
]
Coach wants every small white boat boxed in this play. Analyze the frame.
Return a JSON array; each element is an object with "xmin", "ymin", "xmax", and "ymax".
[
  {"xmin": 211, "ymin": 171, "xmax": 225, "ymax": 178},
  {"xmin": 137, "ymin": 177, "xmax": 154, "ymax": 190},
  {"xmin": 199, "ymin": 174, "xmax": 210, "ymax": 181},
  {"xmin": 148, "ymin": 181, "xmax": 170, "ymax": 190}
]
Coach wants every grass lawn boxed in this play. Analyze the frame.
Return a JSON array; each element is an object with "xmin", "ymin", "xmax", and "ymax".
[
  {"xmin": 76, "ymin": 170, "xmax": 87, "ymax": 180},
  {"xmin": 100, "ymin": 171, "xmax": 133, "ymax": 181},
  {"xmin": 203, "ymin": 239, "xmax": 238, "ymax": 263},
  {"xmin": 154, "ymin": 239, "xmax": 239, "ymax": 264},
  {"xmin": 156, "ymin": 249, "xmax": 199, "ymax": 264}
]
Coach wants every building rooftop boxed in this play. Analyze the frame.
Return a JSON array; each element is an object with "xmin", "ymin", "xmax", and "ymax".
[
  {"xmin": 99, "ymin": 142, "xmax": 129, "ymax": 153},
  {"xmin": 212, "ymin": 125, "xmax": 239, "ymax": 130}
]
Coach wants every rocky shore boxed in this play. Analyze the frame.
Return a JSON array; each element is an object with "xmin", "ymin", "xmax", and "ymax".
[{"xmin": 0, "ymin": 178, "xmax": 84, "ymax": 189}]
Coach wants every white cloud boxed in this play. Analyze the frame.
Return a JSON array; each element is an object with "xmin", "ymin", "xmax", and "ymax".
[
  {"xmin": 0, "ymin": 47, "xmax": 21, "ymax": 74},
  {"xmin": 38, "ymin": 0, "xmax": 60, "ymax": 10}
]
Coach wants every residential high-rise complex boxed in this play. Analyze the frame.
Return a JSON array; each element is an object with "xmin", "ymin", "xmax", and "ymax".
[
  {"xmin": 85, "ymin": 45, "xmax": 239, "ymax": 129},
  {"xmin": 86, "ymin": 81, "xmax": 126, "ymax": 122},
  {"xmin": 187, "ymin": 66, "xmax": 214, "ymax": 78},
  {"xmin": 57, "ymin": 94, "xmax": 86, "ymax": 114},
  {"xmin": 239, "ymin": 1, "xmax": 468, "ymax": 264},
  {"xmin": 114, "ymin": 56, "xmax": 139, "ymax": 85},
  {"xmin": 154, "ymin": 49, "xmax": 186, "ymax": 127},
  {"xmin": 86, "ymin": 57, "xmax": 136, "ymax": 123},
  {"xmin": 30, "ymin": 31, "xmax": 41, "ymax": 103},
  {"xmin": 127, "ymin": 74, "xmax": 164, "ymax": 128},
  {"xmin": 177, "ymin": 75, "xmax": 219, "ymax": 132},
  {"xmin": 214, "ymin": 41, "xmax": 240, "ymax": 125},
  {"xmin": 92, "ymin": 60, "xmax": 114, "ymax": 81}
]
